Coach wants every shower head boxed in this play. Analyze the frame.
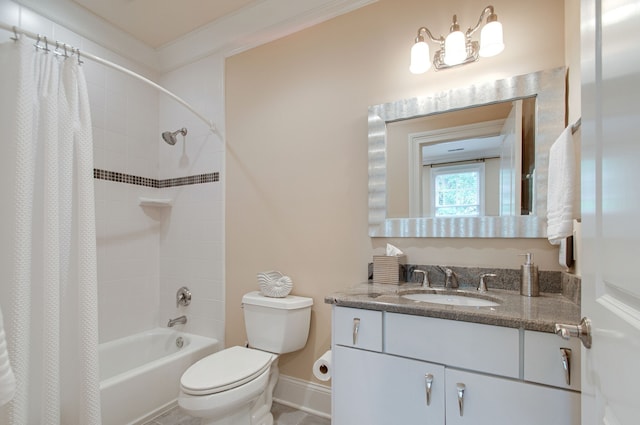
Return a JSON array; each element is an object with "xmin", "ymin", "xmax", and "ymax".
[{"xmin": 162, "ymin": 127, "xmax": 188, "ymax": 145}]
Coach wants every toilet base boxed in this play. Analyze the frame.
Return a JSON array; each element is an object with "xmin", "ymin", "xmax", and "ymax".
[
  {"xmin": 180, "ymin": 357, "xmax": 280, "ymax": 425},
  {"xmin": 250, "ymin": 359, "xmax": 278, "ymax": 425}
]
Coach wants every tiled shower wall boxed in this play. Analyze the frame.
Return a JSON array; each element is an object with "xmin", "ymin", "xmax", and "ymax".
[
  {"xmin": 0, "ymin": 1, "xmax": 225, "ymax": 344},
  {"xmin": 158, "ymin": 54, "xmax": 226, "ymax": 340}
]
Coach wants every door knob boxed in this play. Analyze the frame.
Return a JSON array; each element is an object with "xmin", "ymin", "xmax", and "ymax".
[{"xmin": 554, "ymin": 317, "xmax": 592, "ymax": 349}]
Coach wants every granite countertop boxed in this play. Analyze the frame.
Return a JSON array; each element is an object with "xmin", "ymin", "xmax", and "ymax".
[{"xmin": 325, "ymin": 282, "xmax": 581, "ymax": 333}]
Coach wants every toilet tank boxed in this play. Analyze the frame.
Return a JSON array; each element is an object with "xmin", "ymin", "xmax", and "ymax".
[{"xmin": 242, "ymin": 291, "xmax": 313, "ymax": 354}]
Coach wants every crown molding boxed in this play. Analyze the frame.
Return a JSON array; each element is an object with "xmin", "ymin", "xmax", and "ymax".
[
  {"xmin": 14, "ymin": 0, "xmax": 376, "ymax": 74},
  {"xmin": 156, "ymin": 0, "xmax": 377, "ymax": 72}
]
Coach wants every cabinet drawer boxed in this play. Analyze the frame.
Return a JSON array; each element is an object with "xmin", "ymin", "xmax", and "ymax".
[
  {"xmin": 524, "ymin": 330, "xmax": 581, "ymax": 391},
  {"xmin": 333, "ymin": 306, "xmax": 382, "ymax": 351},
  {"xmin": 385, "ymin": 313, "xmax": 519, "ymax": 378}
]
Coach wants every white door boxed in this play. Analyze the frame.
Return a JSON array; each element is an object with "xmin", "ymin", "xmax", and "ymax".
[
  {"xmin": 580, "ymin": 0, "xmax": 640, "ymax": 424},
  {"xmin": 499, "ymin": 100, "xmax": 522, "ymax": 215}
]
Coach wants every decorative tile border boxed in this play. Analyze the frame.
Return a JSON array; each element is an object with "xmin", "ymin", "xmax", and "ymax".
[
  {"xmin": 158, "ymin": 173, "xmax": 219, "ymax": 188},
  {"xmin": 93, "ymin": 169, "xmax": 219, "ymax": 188},
  {"xmin": 93, "ymin": 169, "xmax": 157, "ymax": 187}
]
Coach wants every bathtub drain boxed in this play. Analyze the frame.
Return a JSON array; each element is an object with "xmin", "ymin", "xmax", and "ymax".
[{"xmin": 176, "ymin": 337, "xmax": 184, "ymax": 349}]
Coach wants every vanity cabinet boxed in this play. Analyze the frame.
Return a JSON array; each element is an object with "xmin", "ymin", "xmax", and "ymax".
[{"xmin": 332, "ymin": 307, "xmax": 581, "ymax": 425}]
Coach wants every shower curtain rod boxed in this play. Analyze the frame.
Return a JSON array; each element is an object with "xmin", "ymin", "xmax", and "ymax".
[{"xmin": 0, "ymin": 21, "xmax": 218, "ymax": 135}]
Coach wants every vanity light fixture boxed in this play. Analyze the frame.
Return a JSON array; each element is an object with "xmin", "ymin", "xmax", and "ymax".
[{"xmin": 409, "ymin": 5, "xmax": 504, "ymax": 74}]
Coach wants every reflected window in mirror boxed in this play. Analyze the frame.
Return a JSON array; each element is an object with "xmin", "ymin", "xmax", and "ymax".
[{"xmin": 431, "ymin": 162, "xmax": 485, "ymax": 217}]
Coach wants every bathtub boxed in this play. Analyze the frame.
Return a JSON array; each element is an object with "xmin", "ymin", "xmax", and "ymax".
[{"xmin": 99, "ymin": 328, "xmax": 219, "ymax": 425}]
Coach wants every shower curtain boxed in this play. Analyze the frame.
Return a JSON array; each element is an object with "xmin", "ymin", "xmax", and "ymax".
[{"xmin": 0, "ymin": 38, "xmax": 101, "ymax": 424}]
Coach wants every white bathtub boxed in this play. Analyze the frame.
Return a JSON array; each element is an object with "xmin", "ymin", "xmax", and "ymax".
[{"xmin": 99, "ymin": 328, "xmax": 219, "ymax": 425}]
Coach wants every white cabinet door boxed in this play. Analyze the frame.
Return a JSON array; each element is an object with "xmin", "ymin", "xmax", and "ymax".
[
  {"xmin": 333, "ymin": 345, "xmax": 445, "ymax": 425},
  {"xmin": 524, "ymin": 330, "xmax": 582, "ymax": 391},
  {"xmin": 445, "ymin": 368, "xmax": 580, "ymax": 425}
]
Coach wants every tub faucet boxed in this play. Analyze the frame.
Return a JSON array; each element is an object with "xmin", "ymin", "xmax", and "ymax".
[{"xmin": 167, "ymin": 315, "xmax": 187, "ymax": 327}]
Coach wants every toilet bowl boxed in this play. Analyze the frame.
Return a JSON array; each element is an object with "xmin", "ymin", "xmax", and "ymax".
[{"xmin": 178, "ymin": 291, "xmax": 313, "ymax": 425}]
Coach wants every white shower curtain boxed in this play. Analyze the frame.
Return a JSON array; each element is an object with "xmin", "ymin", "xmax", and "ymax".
[{"xmin": 0, "ymin": 38, "xmax": 101, "ymax": 424}]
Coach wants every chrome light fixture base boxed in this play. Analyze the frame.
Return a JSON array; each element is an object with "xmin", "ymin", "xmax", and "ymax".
[{"xmin": 432, "ymin": 41, "xmax": 480, "ymax": 71}]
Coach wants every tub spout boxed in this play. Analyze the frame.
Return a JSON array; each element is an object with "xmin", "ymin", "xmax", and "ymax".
[{"xmin": 167, "ymin": 315, "xmax": 187, "ymax": 327}]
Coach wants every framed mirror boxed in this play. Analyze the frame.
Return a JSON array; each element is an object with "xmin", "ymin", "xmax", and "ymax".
[{"xmin": 368, "ymin": 67, "xmax": 565, "ymax": 238}]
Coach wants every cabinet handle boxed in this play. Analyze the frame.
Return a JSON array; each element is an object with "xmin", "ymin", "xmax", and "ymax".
[
  {"xmin": 457, "ymin": 383, "xmax": 466, "ymax": 416},
  {"xmin": 560, "ymin": 348, "xmax": 572, "ymax": 386},
  {"xmin": 352, "ymin": 318, "xmax": 360, "ymax": 345},
  {"xmin": 424, "ymin": 373, "xmax": 433, "ymax": 406}
]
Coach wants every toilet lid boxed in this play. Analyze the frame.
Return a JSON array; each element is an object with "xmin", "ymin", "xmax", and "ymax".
[{"xmin": 181, "ymin": 346, "xmax": 275, "ymax": 396}]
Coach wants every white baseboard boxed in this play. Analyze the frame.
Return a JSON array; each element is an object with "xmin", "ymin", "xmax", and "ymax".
[{"xmin": 273, "ymin": 375, "xmax": 331, "ymax": 419}]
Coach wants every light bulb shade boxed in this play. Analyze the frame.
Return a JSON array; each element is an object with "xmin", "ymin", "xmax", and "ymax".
[
  {"xmin": 479, "ymin": 20, "xmax": 504, "ymax": 57},
  {"xmin": 410, "ymin": 41, "xmax": 431, "ymax": 74},
  {"xmin": 443, "ymin": 30, "xmax": 467, "ymax": 66}
]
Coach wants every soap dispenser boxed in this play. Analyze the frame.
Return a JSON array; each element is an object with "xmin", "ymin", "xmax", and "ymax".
[{"xmin": 519, "ymin": 252, "xmax": 539, "ymax": 297}]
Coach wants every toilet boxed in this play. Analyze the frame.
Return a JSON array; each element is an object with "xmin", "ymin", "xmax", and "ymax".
[{"xmin": 178, "ymin": 291, "xmax": 313, "ymax": 425}]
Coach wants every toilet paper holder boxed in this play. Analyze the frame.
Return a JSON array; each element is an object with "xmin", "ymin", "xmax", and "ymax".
[{"xmin": 313, "ymin": 350, "xmax": 332, "ymax": 382}]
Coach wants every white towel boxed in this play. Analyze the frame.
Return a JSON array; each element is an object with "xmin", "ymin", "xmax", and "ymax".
[
  {"xmin": 547, "ymin": 126, "xmax": 577, "ymax": 245},
  {"xmin": 0, "ymin": 306, "xmax": 16, "ymax": 407}
]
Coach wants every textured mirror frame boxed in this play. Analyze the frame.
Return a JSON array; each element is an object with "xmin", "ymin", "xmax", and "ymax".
[{"xmin": 368, "ymin": 67, "xmax": 566, "ymax": 238}]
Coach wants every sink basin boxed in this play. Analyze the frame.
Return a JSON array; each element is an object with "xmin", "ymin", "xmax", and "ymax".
[{"xmin": 402, "ymin": 292, "xmax": 500, "ymax": 307}]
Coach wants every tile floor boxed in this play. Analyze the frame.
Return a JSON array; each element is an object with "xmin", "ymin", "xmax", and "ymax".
[{"xmin": 144, "ymin": 402, "xmax": 331, "ymax": 425}]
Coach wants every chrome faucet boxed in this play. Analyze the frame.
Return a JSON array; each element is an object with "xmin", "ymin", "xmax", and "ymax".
[
  {"xmin": 413, "ymin": 269, "xmax": 431, "ymax": 288},
  {"xmin": 167, "ymin": 315, "xmax": 187, "ymax": 327},
  {"xmin": 437, "ymin": 266, "xmax": 459, "ymax": 289},
  {"xmin": 477, "ymin": 273, "xmax": 497, "ymax": 293}
]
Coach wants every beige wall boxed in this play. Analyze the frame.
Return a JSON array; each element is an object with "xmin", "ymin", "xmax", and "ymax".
[{"xmin": 226, "ymin": 0, "xmax": 568, "ymax": 382}]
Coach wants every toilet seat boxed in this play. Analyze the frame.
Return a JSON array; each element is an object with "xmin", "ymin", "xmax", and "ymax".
[{"xmin": 180, "ymin": 346, "xmax": 275, "ymax": 396}]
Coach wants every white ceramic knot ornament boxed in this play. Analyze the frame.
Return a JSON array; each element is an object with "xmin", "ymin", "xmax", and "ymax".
[{"xmin": 257, "ymin": 271, "xmax": 293, "ymax": 298}]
